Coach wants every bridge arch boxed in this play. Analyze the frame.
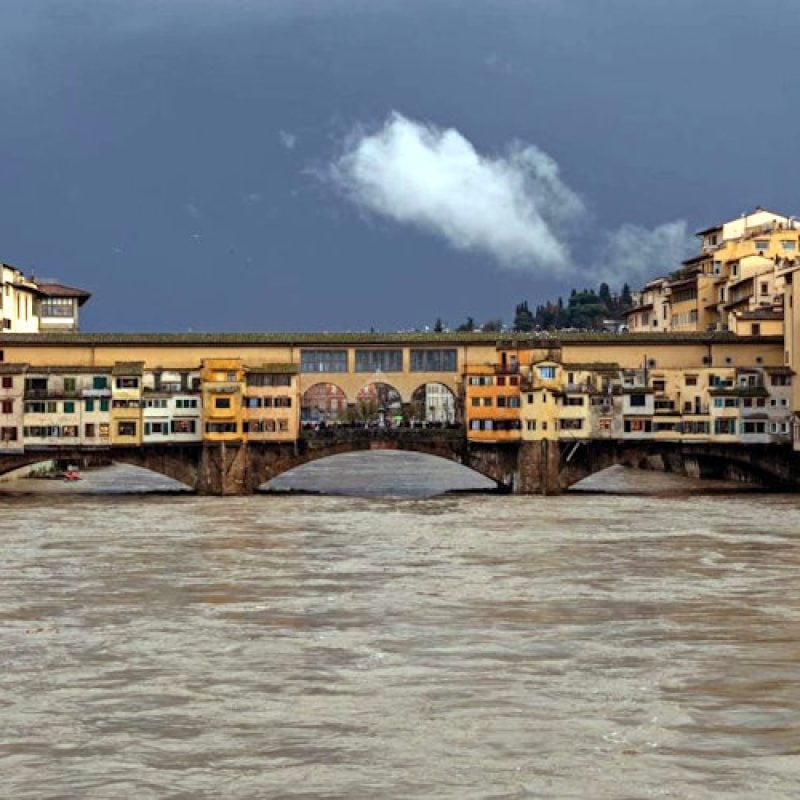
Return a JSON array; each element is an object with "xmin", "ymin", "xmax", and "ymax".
[
  {"xmin": 556, "ymin": 440, "xmax": 793, "ymax": 493},
  {"xmin": 244, "ymin": 430, "xmax": 514, "ymax": 493},
  {"xmin": 260, "ymin": 447, "xmax": 500, "ymax": 495}
]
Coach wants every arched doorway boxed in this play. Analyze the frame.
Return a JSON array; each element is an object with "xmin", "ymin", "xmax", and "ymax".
[
  {"xmin": 352, "ymin": 382, "xmax": 403, "ymax": 426},
  {"xmin": 410, "ymin": 382, "xmax": 457, "ymax": 425},
  {"xmin": 302, "ymin": 383, "xmax": 348, "ymax": 426}
]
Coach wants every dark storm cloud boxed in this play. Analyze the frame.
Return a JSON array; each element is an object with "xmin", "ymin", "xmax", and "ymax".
[{"xmin": 0, "ymin": 0, "xmax": 798, "ymax": 331}]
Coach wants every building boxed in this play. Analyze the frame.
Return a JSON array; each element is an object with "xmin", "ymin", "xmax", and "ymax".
[
  {"xmin": 626, "ymin": 208, "xmax": 799, "ymax": 337},
  {"xmin": 0, "ymin": 264, "xmax": 91, "ymax": 333}
]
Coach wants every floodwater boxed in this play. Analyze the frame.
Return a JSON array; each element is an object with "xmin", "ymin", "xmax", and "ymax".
[{"xmin": 2, "ymin": 453, "xmax": 800, "ymax": 799}]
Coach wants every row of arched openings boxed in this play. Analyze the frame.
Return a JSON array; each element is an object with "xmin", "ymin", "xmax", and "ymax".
[{"xmin": 302, "ymin": 382, "xmax": 457, "ymax": 426}]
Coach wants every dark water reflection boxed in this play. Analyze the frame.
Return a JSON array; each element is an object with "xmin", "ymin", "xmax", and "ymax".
[{"xmin": 2, "ymin": 455, "xmax": 800, "ymax": 798}]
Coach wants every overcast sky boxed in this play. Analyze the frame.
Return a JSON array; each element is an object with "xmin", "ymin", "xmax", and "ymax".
[{"xmin": 1, "ymin": 0, "xmax": 799, "ymax": 332}]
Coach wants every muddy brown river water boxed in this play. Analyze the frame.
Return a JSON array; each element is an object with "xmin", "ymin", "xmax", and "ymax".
[{"xmin": 2, "ymin": 453, "xmax": 799, "ymax": 798}]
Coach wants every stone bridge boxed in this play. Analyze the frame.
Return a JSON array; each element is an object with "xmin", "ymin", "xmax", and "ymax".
[{"xmin": 1, "ymin": 431, "xmax": 798, "ymax": 494}]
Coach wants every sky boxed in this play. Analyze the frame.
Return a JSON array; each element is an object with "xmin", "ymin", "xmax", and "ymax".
[{"xmin": 1, "ymin": 0, "xmax": 800, "ymax": 332}]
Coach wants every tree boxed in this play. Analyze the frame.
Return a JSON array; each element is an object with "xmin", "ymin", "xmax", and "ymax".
[
  {"xmin": 512, "ymin": 301, "xmax": 535, "ymax": 332},
  {"xmin": 456, "ymin": 316, "xmax": 475, "ymax": 332},
  {"xmin": 620, "ymin": 283, "xmax": 633, "ymax": 307},
  {"xmin": 481, "ymin": 318, "xmax": 503, "ymax": 332},
  {"xmin": 434, "ymin": 317, "xmax": 444, "ymax": 332}
]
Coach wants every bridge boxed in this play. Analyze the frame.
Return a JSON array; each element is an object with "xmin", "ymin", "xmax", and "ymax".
[
  {"xmin": 0, "ymin": 329, "xmax": 797, "ymax": 494},
  {"xmin": 2, "ymin": 430, "xmax": 797, "ymax": 495}
]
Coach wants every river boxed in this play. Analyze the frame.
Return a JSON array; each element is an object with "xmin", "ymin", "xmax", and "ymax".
[{"xmin": 2, "ymin": 453, "xmax": 799, "ymax": 798}]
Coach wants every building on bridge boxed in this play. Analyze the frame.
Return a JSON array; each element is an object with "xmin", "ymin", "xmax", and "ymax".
[{"xmin": 0, "ymin": 331, "xmax": 794, "ymax": 461}]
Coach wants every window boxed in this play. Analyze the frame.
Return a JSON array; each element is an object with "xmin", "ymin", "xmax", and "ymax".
[
  {"xmin": 754, "ymin": 239, "xmax": 769, "ymax": 252},
  {"xmin": 85, "ymin": 423, "xmax": 95, "ymax": 438},
  {"xmin": 599, "ymin": 418, "xmax": 612, "ymax": 431},
  {"xmin": 100, "ymin": 399, "xmax": 109, "ymax": 412},
  {"xmin": 40, "ymin": 297, "xmax": 74, "ymax": 317},
  {"xmin": 482, "ymin": 397, "xmax": 493, "ymax": 407},
  {"xmin": 471, "ymin": 398, "xmax": 480, "ymax": 407},
  {"xmin": 175, "ymin": 398, "xmax": 199, "ymax": 409},
  {"xmin": 685, "ymin": 376, "xmax": 697, "ymax": 387},
  {"xmin": 61, "ymin": 425, "xmax": 78, "ymax": 438},
  {"xmin": 274, "ymin": 397, "xmax": 292, "ymax": 408},
  {"xmin": 624, "ymin": 419, "xmax": 652, "ymax": 433},
  {"xmin": 144, "ymin": 422, "xmax": 169, "ymax": 435},
  {"xmin": 751, "ymin": 324, "xmax": 761, "ymax": 336},
  {"xmin": 526, "ymin": 420, "xmax": 537, "ymax": 431},
  {"xmin": 760, "ymin": 282, "xmax": 769, "ymax": 296},
  {"xmin": 468, "ymin": 376, "xmax": 493, "ymax": 386},
  {"xmin": 538, "ymin": 366, "xmax": 556, "ymax": 379},
  {"xmin": 85, "ymin": 399, "xmax": 94, "ymax": 412},
  {"xmin": 63, "ymin": 378, "xmax": 76, "ymax": 393},
  {"xmin": 1, "ymin": 377, "xmax": 12, "ymax": 389},
  {"xmin": 355, "ymin": 349, "xmax": 402, "ymax": 372},
  {"xmin": 215, "ymin": 397, "xmax": 231, "ymax": 409},
  {"xmin": 171, "ymin": 419, "xmax": 197, "ymax": 434},
  {"xmin": 410, "ymin": 349, "xmax": 457, "ymax": 372},
  {"xmin": 652, "ymin": 379, "xmax": 666, "ymax": 392},
  {"xmin": 63, "ymin": 401, "xmax": 75, "ymax": 414},
  {"xmin": 116, "ymin": 377, "xmax": 139, "ymax": 389},
  {"xmin": 771, "ymin": 374, "xmax": 791, "ymax": 386},
  {"xmin": 247, "ymin": 373, "xmax": 292, "ymax": 387},
  {"xmin": 245, "ymin": 397, "xmax": 262, "ymax": 409},
  {"xmin": 781, "ymin": 240, "xmax": 796, "ymax": 252},
  {"xmin": 559, "ymin": 419, "xmax": 583, "ymax": 430},
  {"xmin": 93, "ymin": 376, "xmax": 108, "ymax": 390},
  {"xmin": 46, "ymin": 401, "xmax": 56, "ymax": 413},
  {"xmin": 1, "ymin": 426, "xmax": 17, "ymax": 441},
  {"xmin": 99, "ymin": 423, "xmax": 110, "ymax": 437},
  {"xmin": 1, "ymin": 400, "xmax": 11, "ymax": 414},
  {"xmin": 564, "ymin": 396, "xmax": 584, "ymax": 406},
  {"xmin": 301, "ymin": 350, "xmax": 348, "ymax": 373},
  {"xmin": 629, "ymin": 394, "xmax": 647, "ymax": 407},
  {"xmin": 25, "ymin": 401, "xmax": 45, "ymax": 413},
  {"xmin": 117, "ymin": 421, "xmax": 137, "ymax": 436},
  {"xmin": 25, "ymin": 377, "xmax": 47, "ymax": 392},
  {"xmin": 205, "ymin": 422, "xmax": 237, "ymax": 434}
]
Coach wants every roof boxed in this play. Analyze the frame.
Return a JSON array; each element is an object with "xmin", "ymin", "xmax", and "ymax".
[
  {"xmin": 246, "ymin": 363, "xmax": 299, "ymax": 374},
  {"xmin": 0, "ymin": 362, "xmax": 28, "ymax": 373},
  {"xmin": 562, "ymin": 362, "xmax": 621, "ymax": 372},
  {"xmin": 35, "ymin": 282, "xmax": 92, "ymax": 306},
  {"xmin": 0, "ymin": 330, "xmax": 785, "ymax": 347},
  {"xmin": 709, "ymin": 386, "xmax": 769, "ymax": 397},
  {"xmin": 111, "ymin": 361, "xmax": 145, "ymax": 376},
  {"xmin": 736, "ymin": 309, "xmax": 783, "ymax": 321},
  {"xmin": 695, "ymin": 224, "xmax": 723, "ymax": 236},
  {"xmin": 623, "ymin": 303, "xmax": 653, "ymax": 316}
]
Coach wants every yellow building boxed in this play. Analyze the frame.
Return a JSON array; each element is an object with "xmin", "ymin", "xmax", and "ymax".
[
  {"xmin": 627, "ymin": 208, "xmax": 798, "ymax": 336},
  {"xmin": 243, "ymin": 364, "xmax": 300, "ymax": 442},
  {"xmin": 201, "ymin": 358, "xmax": 244, "ymax": 442},
  {"xmin": 110, "ymin": 362, "xmax": 144, "ymax": 445}
]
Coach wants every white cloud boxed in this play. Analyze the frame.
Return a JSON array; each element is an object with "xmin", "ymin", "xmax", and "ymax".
[
  {"xmin": 595, "ymin": 221, "xmax": 696, "ymax": 284},
  {"xmin": 330, "ymin": 112, "xmax": 584, "ymax": 273},
  {"xmin": 279, "ymin": 130, "xmax": 297, "ymax": 150}
]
